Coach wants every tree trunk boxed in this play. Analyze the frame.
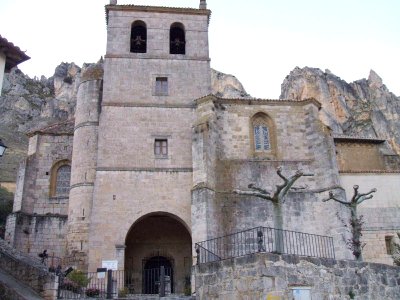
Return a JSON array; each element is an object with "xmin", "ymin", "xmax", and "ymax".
[
  {"xmin": 273, "ymin": 203, "xmax": 284, "ymax": 253},
  {"xmin": 350, "ymin": 206, "xmax": 363, "ymax": 261}
]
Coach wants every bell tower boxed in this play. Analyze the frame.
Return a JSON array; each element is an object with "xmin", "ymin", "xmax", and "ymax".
[{"xmin": 84, "ymin": 1, "xmax": 211, "ymax": 288}]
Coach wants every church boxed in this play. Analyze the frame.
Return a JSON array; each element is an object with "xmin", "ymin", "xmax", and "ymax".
[{"xmin": 5, "ymin": 0, "xmax": 400, "ymax": 295}]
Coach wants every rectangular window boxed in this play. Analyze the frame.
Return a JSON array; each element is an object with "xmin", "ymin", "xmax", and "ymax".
[
  {"xmin": 155, "ymin": 77, "xmax": 168, "ymax": 95},
  {"xmin": 154, "ymin": 139, "xmax": 168, "ymax": 157},
  {"xmin": 254, "ymin": 125, "xmax": 270, "ymax": 151},
  {"xmin": 262, "ymin": 126, "xmax": 271, "ymax": 150},
  {"xmin": 385, "ymin": 236, "xmax": 393, "ymax": 255},
  {"xmin": 254, "ymin": 126, "xmax": 262, "ymax": 150}
]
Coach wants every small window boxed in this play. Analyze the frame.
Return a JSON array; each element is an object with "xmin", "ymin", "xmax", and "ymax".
[
  {"xmin": 50, "ymin": 160, "xmax": 71, "ymax": 197},
  {"xmin": 155, "ymin": 77, "xmax": 168, "ymax": 95},
  {"xmin": 55, "ymin": 165, "xmax": 71, "ymax": 196},
  {"xmin": 131, "ymin": 21, "xmax": 147, "ymax": 53},
  {"xmin": 251, "ymin": 112, "xmax": 276, "ymax": 158},
  {"xmin": 385, "ymin": 236, "xmax": 393, "ymax": 255},
  {"xmin": 254, "ymin": 125, "xmax": 270, "ymax": 151},
  {"xmin": 155, "ymin": 139, "xmax": 168, "ymax": 157},
  {"xmin": 170, "ymin": 23, "xmax": 185, "ymax": 54}
]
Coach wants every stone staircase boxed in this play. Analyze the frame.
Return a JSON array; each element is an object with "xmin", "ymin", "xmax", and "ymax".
[
  {"xmin": 0, "ymin": 238, "xmax": 57, "ymax": 299},
  {"xmin": 0, "ymin": 238, "xmax": 47, "ymax": 269}
]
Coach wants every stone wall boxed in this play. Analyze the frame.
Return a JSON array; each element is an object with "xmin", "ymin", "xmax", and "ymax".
[
  {"xmin": 5, "ymin": 132, "xmax": 72, "ymax": 260},
  {"xmin": 335, "ymin": 142, "xmax": 386, "ymax": 172},
  {"xmin": 340, "ymin": 173, "xmax": 400, "ymax": 265},
  {"xmin": 5, "ymin": 212, "xmax": 68, "ymax": 261},
  {"xmin": 195, "ymin": 253, "xmax": 400, "ymax": 299},
  {"xmin": 0, "ymin": 238, "xmax": 57, "ymax": 300},
  {"xmin": 192, "ymin": 96, "xmax": 351, "ymax": 260}
]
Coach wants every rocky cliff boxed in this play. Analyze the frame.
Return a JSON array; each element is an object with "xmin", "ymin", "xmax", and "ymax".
[
  {"xmin": 280, "ymin": 67, "xmax": 400, "ymax": 154},
  {"xmin": 0, "ymin": 62, "xmax": 81, "ymax": 181},
  {"xmin": 0, "ymin": 63, "xmax": 250, "ymax": 181}
]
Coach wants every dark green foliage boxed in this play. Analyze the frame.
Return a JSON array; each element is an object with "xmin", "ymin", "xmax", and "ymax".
[
  {"xmin": 66, "ymin": 270, "xmax": 90, "ymax": 288},
  {"xmin": 86, "ymin": 287, "xmax": 100, "ymax": 297}
]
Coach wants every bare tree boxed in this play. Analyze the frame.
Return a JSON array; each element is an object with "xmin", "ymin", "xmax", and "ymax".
[
  {"xmin": 233, "ymin": 167, "xmax": 312, "ymax": 204},
  {"xmin": 233, "ymin": 167, "xmax": 313, "ymax": 252},
  {"xmin": 323, "ymin": 185, "xmax": 377, "ymax": 261}
]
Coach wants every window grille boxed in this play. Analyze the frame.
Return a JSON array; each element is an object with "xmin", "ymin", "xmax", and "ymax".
[
  {"xmin": 155, "ymin": 77, "xmax": 168, "ymax": 95},
  {"xmin": 55, "ymin": 165, "xmax": 71, "ymax": 196},
  {"xmin": 131, "ymin": 21, "xmax": 147, "ymax": 53},
  {"xmin": 155, "ymin": 139, "xmax": 168, "ymax": 156},
  {"xmin": 254, "ymin": 125, "xmax": 270, "ymax": 151},
  {"xmin": 170, "ymin": 23, "xmax": 185, "ymax": 54}
]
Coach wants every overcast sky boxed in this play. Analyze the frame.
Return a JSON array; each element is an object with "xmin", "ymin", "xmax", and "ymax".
[{"xmin": 1, "ymin": 0, "xmax": 399, "ymax": 98}]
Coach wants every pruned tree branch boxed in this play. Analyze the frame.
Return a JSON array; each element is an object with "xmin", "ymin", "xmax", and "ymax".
[
  {"xmin": 322, "ymin": 185, "xmax": 377, "ymax": 261},
  {"xmin": 248, "ymin": 183, "xmax": 270, "ymax": 195},
  {"xmin": 323, "ymin": 191, "xmax": 351, "ymax": 205},
  {"xmin": 233, "ymin": 167, "xmax": 312, "ymax": 204},
  {"xmin": 233, "ymin": 189, "xmax": 273, "ymax": 201}
]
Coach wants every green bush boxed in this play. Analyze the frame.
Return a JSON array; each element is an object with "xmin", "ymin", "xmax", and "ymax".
[
  {"xmin": 66, "ymin": 270, "xmax": 90, "ymax": 288},
  {"xmin": 118, "ymin": 287, "xmax": 129, "ymax": 298},
  {"xmin": 86, "ymin": 287, "xmax": 100, "ymax": 297}
]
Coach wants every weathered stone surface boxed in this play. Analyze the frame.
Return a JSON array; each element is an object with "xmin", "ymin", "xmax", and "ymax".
[
  {"xmin": 0, "ymin": 63, "xmax": 80, "ymax": 182},
  {"xmin": 195, "ymin": 253, "xmax": 400, "ymax": 299},
  {"xmin": 280, "ymin": 67, "xmax": 400, "ymax": 154},
  {"xmin": 211, "ymin": 69, "xmax": 251, "ymax": 99},
  {"xmin": 0, "ymin": 64, "xmax": 248, "ymax": 183},
  {"xmin": 0, "ymin": 238, "xmax": 57, "ymax": 299}
]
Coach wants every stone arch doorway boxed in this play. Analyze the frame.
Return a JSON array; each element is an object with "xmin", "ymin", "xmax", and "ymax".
[{"xmin": 125, "ymin": 213, "xmax": 192, "ymax": 294}]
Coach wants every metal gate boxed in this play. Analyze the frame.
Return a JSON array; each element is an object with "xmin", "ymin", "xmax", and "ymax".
[
  {"xmin": 142, "ymin": 266, "xmax": 173, "ymax": 294},
  {"xmin": 142, "ymin": 255, "xmax": 174, "ymax": 294}
]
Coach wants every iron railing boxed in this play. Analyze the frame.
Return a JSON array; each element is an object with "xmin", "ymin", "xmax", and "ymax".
[
  {"xmin": 58, "ymin": 270, "xmax": 109, "ymax": 299},
  {"xmin": 195, "ymin": 226, "xmax": 335, "ymax": 264},
  {"xmin": 57, "ymin": 267, "xmax": 174, "ymax": 298}
]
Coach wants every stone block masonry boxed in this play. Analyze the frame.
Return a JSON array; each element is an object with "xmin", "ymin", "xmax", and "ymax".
[
  {"xmin": 0, "ymin": 238, "xmax": 58, "ymax": 300},
  {"xmin": 195, "ymin": 252, "xmax": 400, "ymax": 299}
]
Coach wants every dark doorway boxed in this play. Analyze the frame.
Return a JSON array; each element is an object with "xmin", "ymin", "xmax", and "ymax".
[
  {"xmin": 143, "ymin": 256, "xmax": 173, "ymax": 294},
  {"xmin": 125, "ymin": 213, "xmax": 192, "ymax": 294}
]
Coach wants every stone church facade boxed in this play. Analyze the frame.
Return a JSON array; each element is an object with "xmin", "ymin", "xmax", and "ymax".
[{"xmin": 5, "ymin": 0, "xmax": 400, "ymax": 295}]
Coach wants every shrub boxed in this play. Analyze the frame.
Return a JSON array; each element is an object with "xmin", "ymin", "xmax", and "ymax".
[
  {"xmin": 118, "ymin": 287, "xmax": 129, "ymax": 298},
  {"xmin": 66, "ymin": 270, "xmax": 90, "ymax": 288},
  {"xmin": 86, "ymin": 287, "xmax": 100, "ymax": 297},
  {"xmin": 60, "ymin": 278, "xmax": 80, "ymax": 293}
]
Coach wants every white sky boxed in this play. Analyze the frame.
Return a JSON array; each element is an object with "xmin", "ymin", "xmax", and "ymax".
[{"xmin": 0, "ymin": 0, "xmax": 399, "ymax": 98}]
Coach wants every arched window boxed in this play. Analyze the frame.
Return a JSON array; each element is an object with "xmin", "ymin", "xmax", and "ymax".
[
  {"xmin": 50, "ymin": 160, "xmax": 71, "ymax": 197},
  {"xmin": 170, "ymin": 23, "xmax": 185, "ymax": 54},
  {"xmin": 130, "ymin": 21, "xmax": 147, "ymax": 53},
  {"xmin": 251, "ymin": 113, "xmax": 276, "ymax": 157}
]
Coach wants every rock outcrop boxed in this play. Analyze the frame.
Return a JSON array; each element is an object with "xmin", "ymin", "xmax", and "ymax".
[
  {"xmin": 211, "ymin": 69, "xmax": 251, "ymax": 98},
  {"xmin": 280, "ymin": 67, "xmax": 400, "ymax": 154},
  {"xmin": 0, "ymin": 63, "xmax": 81, "ymax": 181}
]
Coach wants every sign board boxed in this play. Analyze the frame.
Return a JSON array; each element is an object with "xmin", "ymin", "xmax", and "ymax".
[
  {"xmin": 96, "ymin": 267, "xmax": 107, "ymax": 279},
  {"xmin": 291, "ymin": 287, "xmax": 311, "ymax": 300},
  {"xmin": 102, "ymin": 260, "xmax": 118, "ymax": 271}
]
